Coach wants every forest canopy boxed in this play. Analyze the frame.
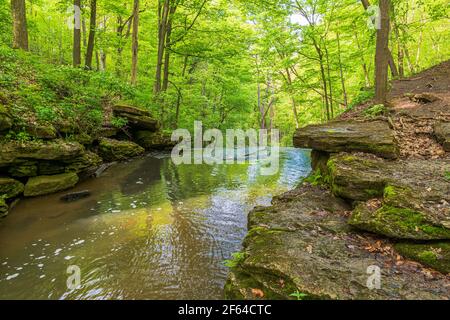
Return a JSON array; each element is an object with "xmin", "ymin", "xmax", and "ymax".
[{"xmin": 1, "ymin": 0, "xmax": 449, "ymax": 145}]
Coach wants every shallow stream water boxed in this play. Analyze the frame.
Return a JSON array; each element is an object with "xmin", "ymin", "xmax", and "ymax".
[{"xmin": 0, "ymin": 148, "xmax": 311, "ymax": 300}]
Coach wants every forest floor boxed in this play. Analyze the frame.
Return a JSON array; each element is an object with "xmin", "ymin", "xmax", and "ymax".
[{"xmin": 225, "ymin": 61, "xmax": 450, "ymax": 300}]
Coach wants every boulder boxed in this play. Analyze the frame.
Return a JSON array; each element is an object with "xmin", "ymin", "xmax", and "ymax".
[
  {"xmin": 0, "ymin": 197, "xmax": 8, "ymax": 218},
  {"xmin": 293, "ymin": 120, "xmax": 399, "ymax": 159},
  {"xmin": 24, "ymin": 173, "xmax": 79, "ymax": 197},
  {"xmin": 122, "ymin": 114, "xmax": 160, "ymax": 131},
  {"xmin": 113, "ymin": 104, "xmax": 160, "ymax": 131},
  {"xmin": 0, "ymin": 140, "xmax": 84, "ymax": 167},
  {"xmin": 0, "ymin": 105, "xmax": 12, "ymax": 132},
  {"xmin": 96, "ymin": 127, "xmax": 118, "ymax": 139},
  {"xmin": 395, "ymin": 242, "xmax": 450, "ymax": 274},
  {"xmin": 134, "ymin": 131, "xmax": 175, "ymax": 150},
  {"xmin": 327, "ymin": 153, "xmax": 450, "ymax": 203},
  {"xmin": 98, "ymin": 138, "xmax": 145, "ymax": 162},
  {"xmin": 225, "ymin": 186, "xmax": 449, "ymax": 300},
  {"xmin": 434, "ymin": 122, "xmax": 450, "ymax": 152},
  {"xmin": 0, "ymin": 177, "xmax": 24, "ymax": 199}
]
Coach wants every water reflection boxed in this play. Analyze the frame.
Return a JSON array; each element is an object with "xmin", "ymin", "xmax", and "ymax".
[{"xmin": 0, "ymin": 148, "xmax": 311, "ymax": 300}]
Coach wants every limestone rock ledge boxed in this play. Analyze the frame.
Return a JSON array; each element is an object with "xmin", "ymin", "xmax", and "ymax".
[
  {"xmin": 225, "ymin": 185, "xmax": 450, "ymax": 300},
  {"xmin": 293, "ymin": 120, "xmax": 399, "ymax": 159}
]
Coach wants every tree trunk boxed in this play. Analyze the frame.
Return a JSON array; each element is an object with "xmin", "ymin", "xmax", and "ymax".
[
  {"xmin": 11, "ymin": 0, "xmax": 29, "ymax": 51},
  {"xmin": 85, "ymin": 0, "xmax": 97, "ymax": 70},
  {"xmin": 354, "ymin": 27, "xmax": 371, "ymax": 87},
  {"xmin": 154, "ymin": 0, "xmax": 170, "ymax": 94},
  {"xmin": 361, "ymin": 0, "xmax": 398, "ymax": 78},
  {"xmin": 336, "ymin": 32, "xmax": 349, "ymax": 109},
  {"xmin": 131, "ymin": 0, "xmax": 140, "ymax": 85},
  {"xmin": 162, "ymin": 7, "xmax": 176, "ymax": 92},
  {"xmin": 73, "ymin": 0, "xmax": 82, "ymax": 67},
  {"xmin": 375, "ymin": 0, "xmax": 390, "ymax": 104}
]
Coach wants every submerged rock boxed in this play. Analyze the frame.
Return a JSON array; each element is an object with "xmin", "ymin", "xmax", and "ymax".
[
  {"xmin": 0, "ymin": 140, "xmax": 84, "ymax": 167},
  {"xmin": 395, "ymin": 242, "xmax": 450, "ymax": 274},
  {"xmin": 98, "ymin": 138, "xmax": 145, "ymax": 162},
  {"xmin": 434, "ymin": 122, "xmax": 450, "ymax": 152},
  {"xmin": 24, "ymin": 173, "xmax": 79, "ymax": 197},
  {"xmin": 225, "ymin": 185, "xmax": 450, "ymax": 300},
  {"xmin": 293, "ymin": 120, "xmax": 399, "ymax": 159},
  {"xmin": 134, "ymin": 131, "xmax": 175, "ymax": 150},
  {"xmin": 60, "ymin": 190, "xmax": 91, "ymax": 203},
  {"xmin": 0, "ymin": 177, "xmax": 24, "ymax": 199}
]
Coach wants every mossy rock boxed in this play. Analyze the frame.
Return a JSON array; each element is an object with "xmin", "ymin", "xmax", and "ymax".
[
  {"xmin": 225, "ymin": 185, "xmax": 449, "ymax": 300},
  {"xmin": 349, "ymin": 203, "xmax": 450, "ymax": 240},
  {"xmin": 70, "ymin": 133, "xmax": 94, "ymax": 145},
  {"xmin": 395, "ymin": 242, "xmax": 450, "ymax": 274},
  {"xmin": 112, "ymin": 104, "xmax": 160, "ymax": 131},
  {"xmin": 0, "ymin": 105, "xmax": 13, "ymax": 132},
  {"xmin": 24, "ymin": 173, "xmax": 79, "ymax": 197},
  {"xmin": 64, "ymin": 151, "xmax": 103, "ymax": 174},
  {"xmin": 327, "ymin": 154, "xmax": 386, "ymax": 201},
  {"xmin": 0, "ymin": 140, "xmax": 84, "ymax": 167},
  {"xmin": 0, "ymin": 177, "xmax": 24, "ymax": 199},
  {"xmin": 293, "ymin": 120, "xmax": 399, "ymax": 159},
  {"xmin": 98, "ymin": 138, "xmax": 145, "ymax": 162},
  {"xmin": 134, "ymin": 131, "xmax": 175, "ymax": 150},
  {"xmin": 0, "ymin": 197, "xmax": 8, "ymax": 218},
  {"xmin": 8, "ymin": 161, "xmax": 38, "ymax": 178}
]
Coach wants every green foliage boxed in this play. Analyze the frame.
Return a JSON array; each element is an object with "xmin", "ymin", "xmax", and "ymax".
[
  {"xmin": 111, "ymin": 116, "xmax": 128, "ymax": 129},
  {"xmin": 349, "ymin": 90, "xmax": 375, "ymax": 110},
  {"xmin": 445, "ymin": 171, "xmax": 450, "ymax": 181},
  {"xmin": 224, "ymin": 252, "xmax": 246, "ymax": 268},
  {"xmin": 290, "ymin": 290, "xmax": 308, "ymax": 301},
  {"xmin": 364, "ymin": 104, "xmax": 387, "ymax": 118}
]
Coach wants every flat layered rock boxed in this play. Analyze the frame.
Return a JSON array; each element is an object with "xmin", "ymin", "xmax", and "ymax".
[
  {"xmin": 98, "ymin": 138, "xmax": 145, "ymax": 162},
  {"xmin": 0, "ymin": 141, "xmax": 84, "ymax": 167},
  {"xmin": 293, "ymin": 120, "xmax": 399, "ymax": 159},
  {"xmin": 24, "ymin": 173, "xmax": 79, "ymax": 197},
  {"xmin": 113, "ymin": 104, "xmax": 160, "ymax": 131},
  {"xmin": 225, "ymin": 186, "xmax": 450, "ymax": 300},
  {"xmin": 134, "ymin": 131, "xmax": 175, "ymax": 150},
  {"xmin": 326, "ymin": 153, "xmax": 450, "ymax": 240}
]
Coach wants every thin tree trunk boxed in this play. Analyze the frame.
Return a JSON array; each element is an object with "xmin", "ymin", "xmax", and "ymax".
[
  {"xmin": 336, "ymin": 32, "xmax": 348, "ymax": 109},
  {"xmin": 131, "ymin": 0, "xmax": 140, "ymax": 85},
  {"xmin": 354, "ymin": 27, "xmax": 371, "ymax": 87},
  {"xmin": 85, "ymin": 0, "xmax": 97, "ymax": 70},
  {"xmin": 375, "ymin": 0, "xmax": 390, "ymax": 104},
  {"xmin": 73, "ymin": 0, "xmax": 82, "ymax": 67},
  {"xmin": 11, "ymin": 0, "xmax": 29, "ymax": 50},
  {"xmin": 162, "ymin": 6, "xmax": 176, "ymax": 91},
  {"xmin": 154, "ymin": 0, "xmax": 170, "ymax": 94}
]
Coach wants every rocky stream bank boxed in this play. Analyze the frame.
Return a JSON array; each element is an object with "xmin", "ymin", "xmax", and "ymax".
[
  {"xmin": 225, "ymin": 61, "xmax": 450, "ymax": 300},
  {"xmin": 0, "ymin": 104, "xmax": 174, "ymax": 218}
]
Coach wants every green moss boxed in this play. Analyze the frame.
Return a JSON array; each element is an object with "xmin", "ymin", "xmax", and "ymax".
[
  {"xmin": 350, "ymin": 204, "xmax": 450, "ymax": 240},
  {"xmin": 395, "ymin": 242, "xmax": 450, "ymax": 274},
  {"xmin": 0, "ymin": 196, "xmax": 8, "ymax": 218},
  {"xmin": 24, "ymin": 173, "xmax": 79, "ymax": 197},
  {"xmin": 0, "ymin": 177, "xmax": 24, "ymax": 199},
  {"xmin": 364, "ymin": 104, "xmax": 387, "ymax": 118}
]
